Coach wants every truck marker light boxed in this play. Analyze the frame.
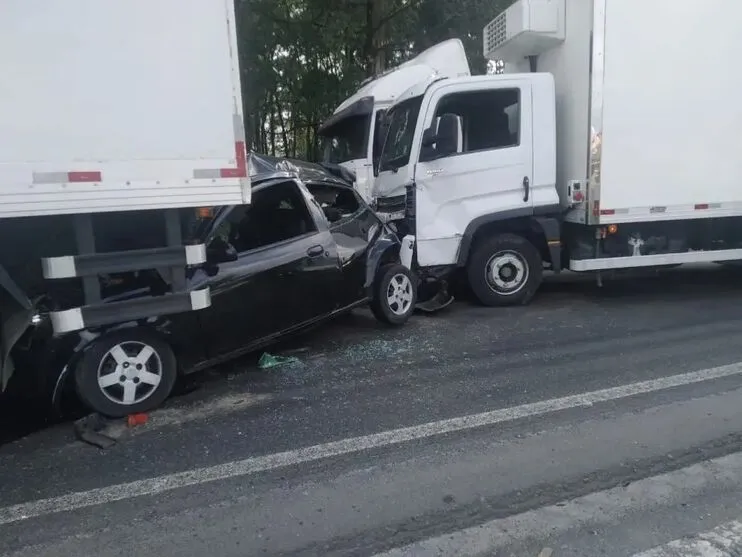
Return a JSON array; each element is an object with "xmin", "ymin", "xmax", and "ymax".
[
  {"xmin": 695, "ymin": 203, "xmax": 709, "ymax": 210},
  {"xmin": 607, "ymin": 224, "xmax": 618, "ymax": 234}
]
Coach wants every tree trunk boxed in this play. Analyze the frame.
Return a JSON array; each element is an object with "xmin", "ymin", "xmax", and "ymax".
[
  {"xmin": 268, "ymin": 93, "xmax": 276, "ymax": 156},
  {"xmin": 275, "ymin": 97, "xmax": 289, "ymax": 157}
]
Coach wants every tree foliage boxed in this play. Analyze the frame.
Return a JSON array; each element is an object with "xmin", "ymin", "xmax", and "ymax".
[{"xmin": 236, "ymin": 0, "xmax": 510, "ymax": 160}]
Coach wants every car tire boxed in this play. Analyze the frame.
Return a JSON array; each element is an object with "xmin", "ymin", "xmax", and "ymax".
[
  {"xmin": 74, "ymin": 329, "xmax": 177, "ymax": 418},
  {"xmin": 370, "ymin": 263, "xmax": 417, "ymax": 325},
  {"xmin": 467, "ymin": 233, "xmax": 542, "ymax": 306}
]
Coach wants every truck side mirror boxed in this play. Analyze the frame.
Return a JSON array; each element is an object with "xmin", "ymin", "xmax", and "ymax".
[
  {"xmin": 435, "ymin": 113, "xmax": 462, "ymax": 157},
  {"xmin": 422, "ymin": 127, "xmax": 437, "ymax": 147},
  {"xmin": 420, "ymin": 113, "xmax": 462, "ymax": 161}
]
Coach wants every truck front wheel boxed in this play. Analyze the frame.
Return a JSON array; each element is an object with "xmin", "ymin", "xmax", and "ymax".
[{"xmin": 467, "ymin": 233, "xmax": 542, "ymax": 306}]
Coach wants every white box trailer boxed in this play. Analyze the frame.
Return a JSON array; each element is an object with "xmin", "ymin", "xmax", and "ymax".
[
  {"xmin": 485, "ymin": 0, "xmax": 742, "ymax": 271},
  {"xmin": 372, "ymin": 0, "xmax": 742, "ymax": 308},
  {"xmin": 0, "ymin": 0, "xmax": 249, "ymax": 217},
  {"xmin": 489, "ymin": 0, "xmax": 742, "ymax": 228},
  {"xmin": 0, "ymin": 0, "xmax": 249, "ymax": 389}
]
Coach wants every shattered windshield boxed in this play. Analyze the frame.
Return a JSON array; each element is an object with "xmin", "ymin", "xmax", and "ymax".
[
  {"xmin": 378, "ymin": 96, "xmax": 423, "ymax": 172},
  {"xmin": 320, "ymin": 114, "xmax": 370, "ymax": 164}
]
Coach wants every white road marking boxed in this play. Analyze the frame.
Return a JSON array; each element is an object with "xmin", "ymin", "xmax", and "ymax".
[
  {"xmin": 2, "ymin": 361, "xmax": 742, "ymax": 526},
  {"xmin": 632, "ymin": 519, "xmax": 742, "ymax": 556},
  {"xmin": 373, "ymin": 451, "xmax": 742, "ymax": 556}
]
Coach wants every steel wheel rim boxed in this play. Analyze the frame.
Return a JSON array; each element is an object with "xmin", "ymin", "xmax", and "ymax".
[
  {"xmin": 485, "ymin": 250, "xmax": 528, "ymax": 295},
  {"xmin": 386, "ymin": 273, "xmax": 413, "ymax": 316},
  {"xmin": 96, "ymin": 341, "xmax": 163, "ymax": 406}
]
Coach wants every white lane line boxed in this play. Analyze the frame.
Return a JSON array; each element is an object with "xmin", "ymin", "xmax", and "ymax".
[
  {"xmin": 2, "ymin": 361, "xmax": 742, "ymax": 526},
  {"xmin": 373, "ymin": 451, "xmax": 742, "ymax": 556},
  {"xmin": 632, "ymin": 519, "xmax": 742, "ymax": 556}
]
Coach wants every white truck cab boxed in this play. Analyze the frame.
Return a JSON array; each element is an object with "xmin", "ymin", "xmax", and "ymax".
[
  {"xmin": 376, "ymin": 0, "xmax": 742, "ymax": 309},
  {"xmin": 317, "ymin": 39, "xmax": 470, "ymax": 206},
  {"xmin": 376, "ymin": 73, "xmax": 559, "ymax": 268},
  {"xmin": 374, "ymin": 68, "xmax": 562, "ymax": 307}
]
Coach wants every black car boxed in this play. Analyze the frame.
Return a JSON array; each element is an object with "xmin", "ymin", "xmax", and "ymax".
[{"xmin": 13, "ymin": 154, "xmax": 417, "ymax": 418}]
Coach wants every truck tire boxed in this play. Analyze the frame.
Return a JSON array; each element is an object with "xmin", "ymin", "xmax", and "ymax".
[
  {"xmin": 370, "ymin": 263, "xmax": 417, "ymax": 325},
  {"xmin": 75, "ymin": 329, "xmax": 177, "ymax": 418},
  {"xmin": 467, "ymin": 233, "xmax": 542, "ymax": 306}
]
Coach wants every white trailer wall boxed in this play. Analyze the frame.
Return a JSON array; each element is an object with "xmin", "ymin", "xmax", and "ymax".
[
  {"xmin": 0, "ymin": 0, "xmax": 248, "ymax": 218},
  {"xmin": 596, "ymin": 0, "xmax": 742, "ymax": 223}
]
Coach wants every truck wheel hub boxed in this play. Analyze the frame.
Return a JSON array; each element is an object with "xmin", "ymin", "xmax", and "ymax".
[{"xmin": 486, "ymin": 251, "xmax": 528, "ymax": 294}]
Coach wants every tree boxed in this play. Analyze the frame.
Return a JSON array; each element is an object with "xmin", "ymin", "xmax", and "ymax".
[{"xmin": 237, "ymin": 0, "xmax": 510, "ymax": 160}]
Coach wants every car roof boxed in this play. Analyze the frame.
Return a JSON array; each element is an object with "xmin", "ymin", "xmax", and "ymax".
[{"xmin": 248, "ymin": 152, "xmax": 353, "ymax": 189}]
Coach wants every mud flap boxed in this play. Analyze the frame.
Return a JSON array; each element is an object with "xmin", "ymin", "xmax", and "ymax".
[
  {"xmin": 415, "ymin": 289, "xmax": 455, "ymax": 312},
  {"xmin": 415, "ymin": 278, "xmax": 454, "ymax": 313}
]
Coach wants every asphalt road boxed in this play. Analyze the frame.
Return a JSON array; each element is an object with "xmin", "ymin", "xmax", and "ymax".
[{"xmin": 4, "ymin": 266, "xmax": 742, "ymax": 556}]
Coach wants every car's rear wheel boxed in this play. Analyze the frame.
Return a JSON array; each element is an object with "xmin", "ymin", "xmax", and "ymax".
[
  {"xmin": 370, "ymin": 263, "xmax": 417, "ymax": 325},
  {"xmin": 74, "ymin": 329, "xmax": 177, "ymax": 418}
]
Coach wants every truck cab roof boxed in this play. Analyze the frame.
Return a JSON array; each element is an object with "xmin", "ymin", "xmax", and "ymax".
[
  {"xmin": 390, "ymin": 72, "xmax": 554, "ymax": 108},
  {"xmin": 329, "ymin": 39, "xmax": 471, "ymax": 117}
]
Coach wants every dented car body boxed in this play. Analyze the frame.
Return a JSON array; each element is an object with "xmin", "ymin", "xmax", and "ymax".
[{"xmin": 11, "ymin": 154, "xmax": 416, "ymax": 417}]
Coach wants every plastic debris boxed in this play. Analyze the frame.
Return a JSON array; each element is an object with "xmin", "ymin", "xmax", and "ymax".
[
  {"xmin": 127, "ymin": 413, "xmax": 149, "ymax": 428},
  {"xmin": 258, "ymin": 352, "xmax": 299, "ymax": 369}
]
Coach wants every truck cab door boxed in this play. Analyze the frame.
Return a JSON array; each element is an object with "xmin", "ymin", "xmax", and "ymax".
[{"xmin": 413, "ymin": 78, "xmax": 534, "ymax": 267}]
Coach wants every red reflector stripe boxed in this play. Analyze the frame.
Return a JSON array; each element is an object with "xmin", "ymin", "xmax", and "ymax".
[
  {"xmin": 695, "ymin": 204, "xmax": 709, "ymax": 210},
  {"xmin": 600, "ymin": 209, "xmax": 615, "ymax": 215},
  {"xmin": 219, "ymin": 142, "xmax": 247, "ymax": 178},
  {"xmin": 68, "ymin": 171, "xmax": 102, "ymax": 182}
]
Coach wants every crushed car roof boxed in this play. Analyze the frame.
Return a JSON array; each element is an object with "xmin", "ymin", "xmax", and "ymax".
[{"xmin": 247, "ymin": 152, "xmax": 354, "ymax": 188}]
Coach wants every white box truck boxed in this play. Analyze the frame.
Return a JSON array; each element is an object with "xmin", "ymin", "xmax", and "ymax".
[
  {"xmin": 0, "ymin": 0, "xmax": 248, "ymax": 388},
  {"xmin": 373, "ymin": 0, "xmax": 742, "ymax": 307}
]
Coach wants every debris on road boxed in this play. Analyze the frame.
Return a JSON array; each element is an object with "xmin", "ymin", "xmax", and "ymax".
[
  {"xmin": 258, "ymin": 352, "xmax": 300, "ymax": 370},
  {"xmin": 127, "ymin": 413, "xmax": 149, "ymax": 428},
  {"xmin": 73, "ymin": 414, "xmax": 125, "ymax": 449}
]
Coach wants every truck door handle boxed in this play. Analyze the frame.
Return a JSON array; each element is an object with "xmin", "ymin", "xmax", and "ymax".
[
  {"xmin": 307, "ymin": 245, "xmax": 324, "ymax": 258},
  {"xmin": 523, "ymin": 176, "xmax": 530, "ymax": 202}
]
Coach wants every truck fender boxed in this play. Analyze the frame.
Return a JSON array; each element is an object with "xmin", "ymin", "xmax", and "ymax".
[
  {"xmin": 455, "ymin": 209, "xmax": 534, "ymax": 267},
  {"xmin": 455, "ymin": 211, "xmax": 562, "ymax": 272}
]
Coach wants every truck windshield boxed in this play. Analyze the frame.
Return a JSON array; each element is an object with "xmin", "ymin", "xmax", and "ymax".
[
  {"xmin": 320, "ymin": 114, "xmax": 370, "ymax": 164},
  {"xmin": 378, "ymin": 96, "xmax": 423, "ymax": 172}
]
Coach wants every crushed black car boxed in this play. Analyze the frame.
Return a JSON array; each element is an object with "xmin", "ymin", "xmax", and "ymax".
[{"xmin": 11, "ymin": 154, "xmax": 416, "ymax": 418}]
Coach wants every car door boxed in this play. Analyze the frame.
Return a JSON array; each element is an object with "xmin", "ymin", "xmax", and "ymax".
[
  {"xmin": 194, "ymin": 180, "xmax": 342, "ymax": 361},
  {"xmin": 413, "ymin": 78, "xmax": 534, "ymax": 267},
  {"xmin": 307, "ymin": 182, "xmax": 379, "ymax": 306}
]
